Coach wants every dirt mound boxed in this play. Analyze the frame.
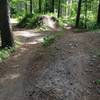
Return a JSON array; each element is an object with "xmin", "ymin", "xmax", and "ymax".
[
  {"xmin": 17, "ymin": 15, "xmax": 59, "ymax": 29},
  {"xmin": 37, "ymin": 15, "xmax": 59, "ymax": 29}
]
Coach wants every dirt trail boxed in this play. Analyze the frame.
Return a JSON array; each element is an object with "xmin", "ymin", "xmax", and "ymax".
[
  {"xmin": 0, "ymin": 29, "xmax": 45, "ymax": 100},
  {"xmin": 0, "ymin": 28, "xmax": 100, "ymax": 100}
]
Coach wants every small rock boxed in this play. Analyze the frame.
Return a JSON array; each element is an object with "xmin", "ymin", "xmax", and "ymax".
[
  {"xmin": 85, "ymin": 68, "xmax": 93, "ymax": 72},
  {"xmin": 89, "ymin": 69, "xmax": 93, "ymax": 72},
  {"xmin": 81, "ymin": 72, "xmax": 84, "ymax": 75},
  {"xmin": 91, "ymin": 58, "xmax": 95, "ymax": 61},
  {"xmin": 74, "ymin": 43, "xmax": 78, "ymax": 47},
  {"xmin": 85, "ymin": 69, "xmax": 89, "ymax": 72},
  {"xmin": 70, "ymin": 82, "xmax": 73, "ymax": 85},
  {"xmin": 89, "ymin": 62, "xmax": 94, "ymax": 66},
  {"xmin": 68, "ymin": 51, "xmax": 72, "ymax": 54},
  {"xmin": 69, "ymin": 43, "xmax": 73, "ymax": 46},
  {"xmin": 92, "ymin": 80, "xmax": 95, "ymax": 84},
  {"xmin": 88, "ymin": 85, "xmax": 93, "ymax": 89},
  {"xmin": 86, "ymin": 89, "xmax": 90, "ymax": 95},
  {"xmin": 67, "ymin": 71, "xmax": 71, "ymax": 75},
  {"xmin": 71, "ymin": 45, "xmax": 74, "ymax": 48},
  {"xmin": 55, "ymin": 47, "xmax": 60, "ymax": 50},
  {"xmin": 92, "ymin": 55, "xmax": 97, "ymax": 58}
]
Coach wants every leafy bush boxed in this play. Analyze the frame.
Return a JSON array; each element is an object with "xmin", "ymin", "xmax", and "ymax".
[
  {"xmin": 59, "ymin": 16, "xmax": 75, "ymax": 27},
  {"xmin": 17, "ymin": 14, "xmax": 42, "ymax": 28},
  {"xmin": 95, "ymin": 80, "xmax": 100, "ymax": 85},
  {"xmin": 17, "ymin": 13, "xmax": 60, "ymax": 30},
  {"xmin": 79, "ymin": 17, "xmax": 99, "ymax": 30},
  {"xmin": 42, "ymin": 35, "xmax": 55, "ymax": 47},
  {"xmin": 42, "ymin": 31, "xmax": 64, "ymax": 47},
  {"xmin": 78, "ymin": 13, "xmax": 100, "ymax": 30},
  {"xmin": 0, "ymin": 47, "xmax": 15, "ymax": 62}
]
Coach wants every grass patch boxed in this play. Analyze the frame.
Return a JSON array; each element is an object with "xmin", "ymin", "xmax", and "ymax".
[
  {"xmin": 95, "ymin": 80, "xmax": 100, "ymax": 85},
  {"xmin": 17, "ymin": 14, "xmax": 42, "ymax": 28},
  {"xmin": 0, "ymin": 41, "xmax": 21, "ymax": 62},
  {"xmin": 59, "ymin": 16, "xmax": 75, "ymax": 28},
  {"xmin": 42, "ymin": 35, "xmax": 55, "ymax": 47},
  {"xmin": 93, "ymin": 49, "xmax": 100, "ymax": 57},
  {"xmin": 0, "ymin": 47, "xmax": 15, "ymax": 62},
  {"xmin": 42, "ymin": 31, "xmax": 64, "ymax": 47}
]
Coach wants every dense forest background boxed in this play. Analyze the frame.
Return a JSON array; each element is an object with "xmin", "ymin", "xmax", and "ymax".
[{"xmin": 10, "ymin": 0, "xmax": 100, "ymax": 28}]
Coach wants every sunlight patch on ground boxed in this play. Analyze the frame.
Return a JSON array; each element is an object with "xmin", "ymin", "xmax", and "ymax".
[
  {"xmin": 37, "ymin": 37, "xmax": 43, "ymax": 42},
  {"xmin": 15, "ymin": 31, "xmax": 41, "ymax": 38},
  {"xmin": 14, "ymin": 30, "xmax": 44, "ymax": 45},
  {"xmin": 13, "ymin": 53, "xmax": 21, "ymax": 59},
  {"xmin": 0, "ymin": 73, "xmax": 20, "ymax": 83},
  {"xmin": 26, "ymin": 37, "xmax": 43, "ymax": 45},
  {"xmin": 12, "ymin": 65, "xmax": 20, "ymax": 68},
  {"xmin": 26, "ymin": 41, "xmax": 38, "ymax": 45},
  {"xmin": 20, "ymin": 47, "xmax": 28, "ymax": 52}
]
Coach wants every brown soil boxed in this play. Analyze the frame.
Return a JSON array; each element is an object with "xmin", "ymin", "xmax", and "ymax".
[{"xmin": 0, "ymin": 27, "xmax": 100, "ymax": 100}]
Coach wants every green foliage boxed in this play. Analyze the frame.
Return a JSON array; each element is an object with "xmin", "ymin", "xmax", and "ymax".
[
  {"xmin": 17, "ymin": 14, "xmax": 42, "ymax": 28},
  {"xmin": 0, "ymin": 47, "xmax": 15, "ymax": 62},
  {"xmin": 59, "ymin": 16, "xmax": 75, "ymax": 27},
  {"xmin": 17, "ymin": 13, "xmax": 59, "ymax": 29},
  {"xmin": 78, "ymin": 12, "xmax": 100, "ymax": 30},
  {"xmin": 95, "ymin": 80, "xmax": 100, "ymax": 85},
  {"xmin": 77, "ymin": 0, "xmax": 99, "ymax": 30},
  {"xmin": 42, "ymin": 35, "xmax": 55, "ymax": 47},
  {"xmin": 10, "ymin": 0, "xmax": 100, "ymax": 31},
  {"xmin": 42, "ymin": 31, "xmax": 64, "ymax": 47},
  {"xmin": 94, "ymin": 49, "xmax": 100, "ymax": 57},
  {"xmin": 10, "ymin": 0, "xmax": 27, "ymax": 18}
]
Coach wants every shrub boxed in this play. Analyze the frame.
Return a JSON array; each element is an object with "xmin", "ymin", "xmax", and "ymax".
[
  {"xmin": 42, "ymin": 35, "xmax": 55, "ymax": 47},
  {"xmin": 0, "ymin": 47, "xmax": 15, "ymax": 62}
]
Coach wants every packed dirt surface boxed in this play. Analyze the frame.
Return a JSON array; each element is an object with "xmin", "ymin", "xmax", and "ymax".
[{"xmin": 0, "ymin": 27, "xmax": 100, "ymax": 100}]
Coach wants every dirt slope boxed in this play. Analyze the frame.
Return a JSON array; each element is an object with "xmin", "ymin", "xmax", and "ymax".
[{"xmin": 0, "ymin": 28, "xmax": 100, "ymax": 100}]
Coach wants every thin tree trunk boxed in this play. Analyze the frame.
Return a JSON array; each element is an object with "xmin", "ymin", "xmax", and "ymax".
[
  {"xmin": 97, "ymin": 0, "xmax": 100, "ymax": 24},
  {"xmin": 25, "ymin": 2, "xmax": 28, "ymax": 15},
  {"xmin": 44, "ymin": 0, "xmax": 48, "ymax": 13},
  {"xmin": 30, "ymin": 0, "xmax": 33, "ymax": 15},
  {"xmin": 39, "ymin": 0, "xmax": 42, "ymax": 13},
  {"xmin": 76, "ymin": 0, "xmax": 82, "ymax": 27},
  {"xmin": 0, "ymin": 0, "xmax": 14, "ymax": 48},
  {"xmin": 51, "ymin": 0, "xmax": 54, "ymax": 13},
  {"xmin": 67, "ymin": 0, "xmax": 72, "ymax": 16},
  {"xmin": 58, "ymin": 0, "xmax": 61, "ymax": 18},
  {"xmin": 85, "ymin": 0, "xmax": 87, "ymax": 28}
]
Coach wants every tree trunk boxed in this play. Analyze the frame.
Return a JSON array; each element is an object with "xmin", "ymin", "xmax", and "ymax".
[
  {"xmin": 85, "ymin": 0, "xmax": 87, "ymax": 28},
  {"xmin": 58, "ymin": 0, "xmax": 61, "ymax": 18},
  {"xmin": 97, "ymin": 0, "xmax": 100, "ymax": 24},
  {"xmin": 30, "ymin": 0, "xmax": 33, "ymax": 15},
  {"xmin": 44, "ymin": 0, "xmax": 48, "ymax": 13},
  {"xmin": 67, "ymin": 0, "xmax": 72, "ymax": 16},
  {"xmin": 39, "ymin": 0, "xmax": 42, "ymax": 13},
  {"xmin": 25, "ymin": 2, "xmax": 28, "ymax": 15},
  {"xmin": 76, "ymin": 0, "xmax": 82, "ymax": 27},
  {"xmin": 0, "ymin": 0, "xmax": 14, "ymax": 48},
  {"xmin": 51, "ymin": 0, "xmax": 54, "ymax": 13}
]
